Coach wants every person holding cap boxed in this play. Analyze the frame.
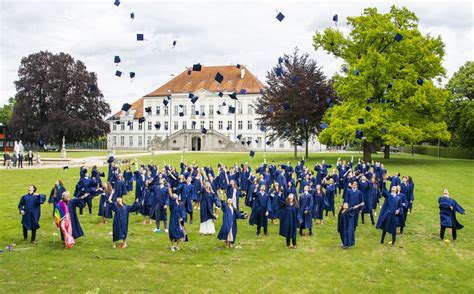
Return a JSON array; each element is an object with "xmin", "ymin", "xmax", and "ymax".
[
  {"xmin": 18, "ymin": 185, "xmax": 46, "ymax": 245},
  {"xmin": 438, "ymin": 189, "xmax": 466, "ymax": 242}
]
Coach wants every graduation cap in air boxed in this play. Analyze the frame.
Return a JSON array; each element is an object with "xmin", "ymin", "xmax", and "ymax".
[
  {"xmin": 239, "ymin": 89, "xmax": 247, "ymax": 94},
  {"xmin": 260, "ymin": 125, "xmax": 266, "ymax": 132},
  {"xmin": 115, "ymin": 120, "xmax": 121, "ymax": 125},
  {"xmin": 115, "ymin": 70, "xmax": 122, "ymax": 77},
  {"xmin": 417, "ymin": 77, "xmax": 423, "ymax": 86},
  {"xmin": 130, "ymin": 12, "xmax": 135, "ymax": 19},
  {"xmin": 193, "ymin": 63, "xmax": 202, "ymax": 71},
  {"xmin": 195, "ymin": 110, "xmax": 200, "ymax": 115},
  {"xmin": 192, "ymin": 121, "xmax": 197, "ymax": 126},
  {"xmin": 394, "ymin": 33, "xmax": 403, "ymax": 42},
  {"xmin": 236, "ymin": 64, "xmax": 241, "ymax": 69},
  {"xmin": 387, "ymin": 82, "xmax": 393, "ymax": 89},
  {"xmin": 333, "ymin": 14, "xmax": 338, "ymax": 23},
  {"xmin": 218, "ymin": 92, "xmax": 224, "ymax": 97},
  {"xmin": 163, "ymin": 99, "xmax": 169, "ymax": 106},
  {"xmin": 249, "ymin": 150, "xmax": 255, "ymax": 158},
  {"xmin": 228, "ymin": 92, "xmax": 238, "ymax": 100},
  {"xmin": 354, "ymin": 69, "xmax": 360, "ymax": 76},
  {"xmin": 320, "ymin": 123, "xmax": 328, "ymax": 129},
  {"xmin": 241, "ymin": 141, "xmax": 245, "ymax": 146},
  {"xmin": 179, "ymin": 111, "xmax": 184, "ymax": 117},
  {"xmin": 188, "ymin": 93, "xmax": 194, "ymax": 99},
  {"xmin": 367, "ymin": 98, "xmax": 374, "ymax": 104},
  {"xmin": 276, "ymin": 67, "xmax": 283, "ymax": 77},
  {"xmin": 99, "ymin": 172, "xmax": 105, "ymax": 177},
  {"xmin": 226, "ymin": 126, "xmax": 231, "ymax": 131},
  {"xmin": 366, "ymin": 106, "xmax": 371, "ymax": 112},
  {"xmin": 172, "ymin": 40, "xmax": 177, "ymax": 48},
  {"xmin": 246, "ymin": 141, "xmax": 251, "ymax": 146},
  {"xmin": 343, "ymin": 65, "xmax": 348, "ymax": 73},
  {"xmin": 122, "ymin": 103, "xmax": 132, "ymax": 112},
  {"xmin": 381, "ymin": 127, "xmax": 387, "ymax": 134},
  {"xmin": 215, "ymin": 72, "xmax": 224, "ymax": 83},
  {"xmin": 278, "ymin": 57, "xmax": 284, "ymax": 64},
  {"xmin": 201, "ymin": 111, "xmax": 205, "ymax": 116},
  {"xmin": 330, "ymin": 40, "xmax": 335, "ymax": 47},
  {"xmin": 145, "ymin": 107, "xmax": 152, "ymax": 113},
  {"xmin": 358, "ymin": 118, "xmax": 364, "ymax": 124},
  {"xmin": 291, "ymin": 76, "xmax": 300, "ymax": 84},
  {"xmin": 276, "ymin": 12, "xmax": 285, "ymax": 22},
  {"xmin": 129, "ymin": 72, "xmax": 135, "ymax": 81},
  {"xmin": 355, "ymin": 129, "xmax": 363, "ymax": 139},
  {"xmin": 216, "ymin": 110, "xmax": 221, "ymax": 115},
  {"xmin": 89, "ymin": 84, "xmax": 97, "ymax": 93},
  {"xmin": 107, "ymin": 156, "xmax": 115, "ymax": 163},
  {"xmin": 223, "ymin": 101, "xmax": 227, "ymax": 106},
  {"xmin": 114, "ymin": 56, "xmax": 121, "ymax": 65},
  {"xmin": 138, "ymin": 117, "xmax": 146, "ymax": 123},
  {"xmin": 266, "ymin": 141, "xmax": 271, "ymax": 145},
  {"xmin": 190, "ymin": 96, "xmax": 199, "ymax": 104},
  {"xmin": 114, "ymin": 0, "xmax": 120, "ymax": 7},
  {"xmin": 137, "ymin": 34, "xmax": 144, "ymax": 41},
  {"xmin": 201, "ymin": 127, "xmax": 207, "ymax": 134},
  {"xmin": 283, "ymin": 102, "xmax": 290, "ymax": 111},
  {"xmin": 326, "ymin": 98, "xmax": 332, "ymax": 104},
  {"xmin": 237, "ymin": 134, "xmax": 242, "ymax": 140},
  {"xmin": 63, "ymin": 166, "xmax": 69, "ymax": 170},
  {"xmin": 127, "ymin": 121, "xmax": 132, "ymax": 126},
  {"xmin": 229, "ymin": 106, "xmax": 236, "ymax": 114}
]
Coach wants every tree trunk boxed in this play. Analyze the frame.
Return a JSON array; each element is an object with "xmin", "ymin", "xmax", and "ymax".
[
  {"xmin": 384, "ymin": 144, "xmax": 390, "ymax": 159},
  {"xmin": 363, "ymin": 141, "xmax": 372, "ymax": 162},
  {"xmin": 305, "ymin": 140, "xmax": 309, "ymax": 159},
  {"xmin": 293, "ymin": 142, "xmax": 298, "ymax": 159}
]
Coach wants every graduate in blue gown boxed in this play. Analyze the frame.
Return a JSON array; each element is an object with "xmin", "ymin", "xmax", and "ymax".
[
  {"xmin": 168, "ymin": 193, "xmax": 187, "ymax": 251},
  {"xmin": 18, "ymin": 185, "xmax": 46, "ymax": 244},
  {"xmin": 438, "ymin": 189, "xmax": 466, "ymax": 241},
  {"xmin": 110, "ymin": 197, "xmax": 140, "ymax": 248},
  {"xmin": 180, "ymin": 177, "xmax": 194, "ymax": 224},
  {"xmin": 124, "ymin": 166, "xmax": 134, "ymax": 192},
  {"xmin": 322, "ymin": 178, "xmax": 336, "ymax": 216},
  {"xmin": 217, "ymin": 198, "xmax": 245, "ymax": 248},
  {"xmin": 98, "ymin": 183, "xmax": 113, "ymax": 223},
  {"xmin": 298, "ymin": 185, "xmax": 313, "ymax": 236},
  {"xmin": 150, "ymin": 178, "xmax": 170, "ymax": 233},
  {"xmin": 337, "ymin": 203, "xmax": 351, "ymax": 249},
  {"xmin": 249, "ymin": 184, "xmax": 272, "ymax": 236},
  {"xmin": 376, "ymin": 187, "xmax": 403, "ymax": 246},
  {"xmin": 359, "ymin": 176, "xmax": 374, "ymax": 225},
  {"xmin": 312, "ymin": 185, "xmax": 325, "ymax": 224},
  {"xmin": 199, "ymin": 183, "xmax": 220, "ymax": 235},
  {"xmin": 48, "ymin": 179, "xmax": 66, "ymax": 216},
  {"xmin": 268, "ymin": 183, "xmax": 282, "ymax": 223},
  {"xmin": 343, "ymin": 182, "xmax": 365, "ymax": 246},
  {"xmin": 279, "ymin": 193, "xmax": 301, "ymax": 249}
]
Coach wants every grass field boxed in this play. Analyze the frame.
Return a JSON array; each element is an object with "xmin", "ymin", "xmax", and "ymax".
[
  {"xmin": 32, "ymin": 150, "xmax": 147, "ymax": 159},
  {"xmin": 0, "ymin": 152, "xmax": 473, "ymax": 293}
]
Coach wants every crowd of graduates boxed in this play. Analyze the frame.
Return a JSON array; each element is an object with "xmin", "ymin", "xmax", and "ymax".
[{"xmin": 18, "ymin": 155, "xmax": 466, "ymax": 251}]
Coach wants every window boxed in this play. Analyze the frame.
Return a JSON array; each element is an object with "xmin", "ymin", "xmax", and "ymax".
[
  {"xmin": 138, "ymin": 123, "xmax": 143, "ymax": 131},
  {"xmin": 164, "ymin": 106, "xmax": 169, "ymax": 115},
  {"xmin": 138, "ymin": 136, "xmax": 142, "ymax": 146},
  {"xmin": 174, "ymin": 105, "xmax": 179, "ymax": 116},
  {"xmin": 209, "ymin": 121, "xmax": 214, "ymax": 130},
  {"xmin": 156, "ymin": 106, "xmax": 161, "ymax": 115},
  {"xmin": 164, "ymin": 121, "xmax": 169, "ymax": 131},
  {"xmin": 129, "ymin": 122, "xmax": 133, "ymax": 131},
  {"xmin": 200, "ymin": 121, "xmax": 205, "ymax": 129},
  {"xmin": 129, "ymin": 136, "xmax": 133, "ymax": 146},
  {"xmin": 147, "ymin": 136, "xmax": 151, "ymax": 146},
  {"xmin": 269, "ymin": 141, "xmax": 274, "ymax": 148},
  {"xmin": 174, "ymin": 121, "xmax": 179, "ymax": 130},
  {"xmin": 209, "ymin": 105, "xmax": 214, "ymax": 115},
  {"xmin": 191, "ymin": 105, "xmax": 196, "ymax": 115},
  {"xmin": 247, "ymin": 105, "xmax": 254, "ymax": 115},
  {"xmin": 147, "ymin": 122, "xmax": 152, "ymax": 131},
  {"xmin": 120, "ymin": 122, "xmax": 125, "ymax": 131},
  {"xmin": 200, "ymin": 105, "xmax": 205, "ymax": 116},
  {"xmin": 120, "ymin": 136, "xmax": 125, "ymax": 146},
  {"xmin": 112, "ymin": 123, "xmax": 116, "ymax": 131},
  {"xmin": 182, "ymin": 105, "xmax": 187, "ymax": 115},
  {"xmin": 112, "ymin": 136, "xmax": 117, "ymax": 146},
  {"xmin": 182, "ymin": 121, "xmax": 187, "ymax": 130},
  {"xmin": 191, "ymin": 121, "xmax": 196, "ymax": 130},
  {"xmin": 218, "ymin": 104, "xmax": 222, "ymax": 114},
  {"xmin": 227, "ymin": 121, "xmax": 232, "ymax": 130},
  {"xmin": 279, "ymin": 141, "xmax": 285, "ymax": 148},
  {"xmin": 238, "ymin": 120, "xmax": 243, "ymax": 130},
  {"xmin": 218, "ymin": 121, "xmax": 223, "ymax": 130},
  {"xmin": 257, "ymin": 137, "xmax": 262, "ymax": 147},
  {"xmin": 238, "ymin": 102, "xmax": 243, "ymax": 114},
  {"xmin": 247, "ymin": 120, "xmax": 253, "ymax": 130}
]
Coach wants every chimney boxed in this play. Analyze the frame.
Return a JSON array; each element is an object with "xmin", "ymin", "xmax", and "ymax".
[{"xmin": 240, "ymin": 68, "xmax": 245, "ymax": 79}]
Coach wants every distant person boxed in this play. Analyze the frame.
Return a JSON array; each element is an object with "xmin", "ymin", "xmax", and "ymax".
[
  {"xmin": 36, "ymin": 152, "xmax": 41, "ymax": 166},
  {"xmin": 376, "ymin": 187, "xmax": 403, "ymax": 246},
  {"xmin": 217, "ymin": 198, "xmax": 245, "ymax": 248},
  {"xmin": 110, "ymin": 197, "xmax": 140, "ymax": 248},
  {"xmin": 438, "ymin": 189, "xmax": 466, "ymax": 242},
  {"xmin": 54, "ymin": 191, "xmax": 87, "ymax": 249},
  {"xmin": 18, "ymin": 185, "xmax": 46, "ymax": 245},
  {"xmin": 12, "ymin": 152, "xmax": 17, "ymax": 168},
  {"xmin": 168, "ymin": 193, "xmax": 188, "ymax": 251},
  {"xmin": 3, "ymin": 152, "xmax": 12, "ymax": 169},
  {"xmin": 279, "ymin": 193, "xmax": 300, "ymax": 249},
  {"xmin": 28, "ymin": 150, "xmax": 33, "ymax": 166},
  {"xmin": 18, "ymin": 151, "xmax": 24, "ymax": 168},
  {"xmin": 48, "ymin": 179, "xmax": 67, "ymax": 216}
]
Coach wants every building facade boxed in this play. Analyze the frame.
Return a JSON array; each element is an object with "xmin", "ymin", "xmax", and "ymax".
[{"xmin": 107, "ymin": 65, "xmax": 326, "ymax": 152}]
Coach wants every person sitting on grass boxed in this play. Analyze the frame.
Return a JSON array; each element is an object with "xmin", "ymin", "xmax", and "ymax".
[
  {"xmin": 110, "ymin": 197, "xmax": 140, "ymax": 249},
  {"xmin": 438, "ymin": 189, "xmax": 466, "ymax": 242}
]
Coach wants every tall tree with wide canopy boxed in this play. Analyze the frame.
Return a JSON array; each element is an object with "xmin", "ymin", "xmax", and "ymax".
[
  {"xmin": 10, "ymin": 51, "xmax": 110, "ymax": 145},
  {"xmin": 313, "ymin": 6, "xmax": 450, "ymax": 161},
  {"xmin": 255, "ymin": 48, "xmax": 336, "ymax": 158},
  {"xmin": 0, "ymin": 97, "xmax": 15, "ymax": 126}
]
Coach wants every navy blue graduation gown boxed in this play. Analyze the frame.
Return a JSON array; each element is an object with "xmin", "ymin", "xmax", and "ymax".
[
  {"xmin": 61, "ymin": 198, "xmax": 86, "ymax": 240},
  {"xmin": 217, "ymin": 200, "xmax": 244, "ymax": 244},
  {"xmin": 312, "ymin": 191, "xmax": 324, "ymax": 220},
  {"xmin": 368, "ymin": 182, "xmax": 379, "ymax": 210},
  {"xmin": 438, "ymin": 197, "xmax": 465, "ymax": 229},
  {"xmin": 180, "ymin": 183, "xmax": 194, "ymax": 214},
  {"xmin": 269, "ymin": 190, "xmax": 281, "ymax": 220},
  {"xmin": 18, "ymin": 193, "xmax": 46, "ymax": 230},
  {"xmin": 226, "ymin": 186, "xmax": 242, "ymax": 211},
  {"xmin": 48, "ymin": 185, "xmax": 66, "ymax": 215},
  {"xmin": 278, "ymin": 197, "xmax": 301, "ymax": 240},
  {"xmin": 149, "ymin": 185, "xmax": 170, "ymax": 221},
  {"xmin": 245, "ymin": 184, "xmax": 256, "ymax": 208},
  {"xmin": 168, "ymin": 200, "xmax": 186, "ymax": 241},
  {"xmin": 124, "ymin": 170, "xmax": 134, "ymax": 192},
  {"xmin": 323, "ymin": 184, "xmax": 336, "ymax": 212},
  {"xmin": 298, "ymin": 192, "xmax": 313, "ymax": 229},
  {"xmin": 111, "ymin": 201, "xmax": 140, "ymax": 241},
  {"xmin": 337, "ymin": 208, "xmax": 354, "ymax": 247},
  {"xmin": 98, "ymin": 192, "xmax": 113, "ymax": 218},
  {"xmin": 376, "ymin": 193, "xmax": 403, "ymax": 233},
  {"xmin": 249, "ymin": 191, "xmax": 272, "ymax": 227},
  {"xmin": 200, "ymin": 191, "xmax": 220, "ymax": 223},
  {"xmin": 358, "ymin": 180, "xmax": 371, "ymax": 213},
  {"xmin": 344, "ymin": 189, "xmax": 364, "ymax": 230}
]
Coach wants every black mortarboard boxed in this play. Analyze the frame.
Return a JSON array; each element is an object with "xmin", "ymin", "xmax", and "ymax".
[
  {"xmin": 260, "ymin": 125, "xmax": 266, "ymax": 132},
  {"xmin": 115, "ymin": 120, "xmax": 121, "ymax": 124},
  {"xmin": 330, "ymin": 40, "xmax": 335, "ymax": 46},
  {"xmin": 193, "ymin": 63, "xmax": 202, "ymax": 71},
  {"xmin": 114, "ymin": 0, "xmax": 120, "ymax": 7},
  {"xmin": 266, "ymin": 141, "xmax": 271, "ymax": 145},
  {"xmin": 368, "ymin": 98, "xmax": 374, "ymax": 103},
  {"xmin": 172, "ymin": 40, "xmax": 177, "ymax": 47},
  {"xmin": 127, "ymin": 121, "xmax": 132, "ymax": 126},
  {"xmin": 201, "ymin": 127, "xmax": 207, "ymax": 134},
  {"xmin": 130, "ymin": 12, "xmax": 134, "ymax": 19},
  {"xmin": 130, "ymin": 72, "xmax": 135, "ymax": 79},
  {"xmin": 355, "ymin": 129, "xmax": 363, "ymax": 139},
  {"xmin": 138, "ymin": 117, "xmax": 146, "ymax": 123},
  {"xmin": 239, "ymin": 89, "xmax": 247, "ymax": 94},
  {"xmin": 88, "ymin": 84, "xmax": 97, "ymax": 93},
  {"xmin": 320, "ymin": 123, "xmax": 328, "ymax": 129},
  {"xmin": 215, "ymin": 72, "xmax": 224, "ymax": 83},
  {"xmin": 276, "ymin": 67, "xmax": 283, "ymax": 77},
  {"xmin": 394, "ymin": 33, "xmax": 403, "ymax": 42},
  {"xmin": 381, "ymin": 127, "xmax": 387, "ymax": 134},
  {"xmin": 179, "ymin": 111, "xmax": 184, "ymax": 117},
  {"xmin": 237, "ymin": 134, "xmax": 242, "ymax": 140},
  {"xmin": 223, "ymin": 101, "xmax": 226, "ymax": 106},
  {"xmin": 63, "ymin": 166, "xmax": 69, "ymax": 170},
  {"xmin": 216, "ymin": 110, "xmax": 221, "ymax": 115},
  {"xmin": 343, "ymin": 65, "xmax": 348, "ymax": 73},
  {"xmin": 241, "ymin": 141, "xmax": 245, "ymax": 145},
  {"xmin": 188, "ymin": 93, "xmax": 194, "ymax": 98},
  {"xmin": 99, "ymin": 172, "xmax": 105, "ymax": 177},
  {"xmin": 354, "ymin": 69, "xmax": 359, "ymax": 76},
  {"xmin": 229, "ymin": 106, "xmax": 236, "ymax": 114},
  {"xmin": 145, "ymin": 107, "xmax": 152, "ymax": 113},
  {"xmin": 190, "ymin": 96, "xmax": 198, "ymax": 104},
  {"xmin": 163, "ymin": 99, "xmax": 169, "ymax": 106},
  {"xmin": 192, "ymin": 121, "xmax": 196, "ymax": 126},
  {"xmin": 115, "ymin": 70, "xmax": 122, "ymax": 77},
  {"xmin": 358, "ymin": 118, "xmax": 364, "ymax": 124},
  {"xmin": 417, "ymin": 77, "xmax": 423, "ymax": 86},
  {"xmin": 218, "ymin": 92, "xmax": 224, "ymax": 97},
  {"xmin": 246, "ymin": 141, "xmax": 251, "ymax": 145},
  {"xmin": 387, "ymin": 82, "xmax": 393, "ymax": 89},
  {"xmin": 276, "ymin": 12, "xmax": 285, "ymax": 22},
  {"xmin": 226, "ymin": 126, "xmax": 230, "ymax": 130},
  {"xmin": 333, "ymin": 14, "xmax": 338, "ymax": 22},
  {"xmin": 236, "ymin": 64, "xmax": 241, "ymax": 69},
  {"xmin": 249, "ymin": 150, "xmax": 255, "ymax": 157},
  {"xmin": 326, "ymin": 98, "xmax": 331, "ymax": 104},
  {"xmin": 283, "ymin": 102, "xmax": 290, "ymax": 110},
  {"xmin": 122, "ymin": 103, "xmax": 132, "ymax": 112},
  {"xmin": 137, "ymin": 34, "xmax": 144, "ymax": 41},
  {"xmin": 195, "ymin": 110, "xmax": 199, "ymax": 115},
  {"xmin": 366, "ymin": 106, "xmax": 371, "ymax": 112},
  {"xmin": 114, "ymin": 56, "xmax": 121, "ymax": 64},
  {"xmin": 201, "ymin": 111, "xmax": 205, "ymax": 116},
  {"xmin": 228, "ymin": 92, "xmax": 238, "ymax": 100}
]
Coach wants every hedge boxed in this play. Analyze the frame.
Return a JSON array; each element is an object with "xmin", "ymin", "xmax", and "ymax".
[{"xmin": 400, "ymin": 145, "xmax": 474, "ymax": 159}]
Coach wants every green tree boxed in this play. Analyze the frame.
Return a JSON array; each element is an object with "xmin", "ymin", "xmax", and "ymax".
[
  {"xmin": 0, "ymin": 97, "xmax": 15, "ymax": 126},
  {"xmin": 445, "ymin": 61, "xmax": 474, "ymax": 148},
  {"xmin": 313, "ymin": 6, "xmax": 450, "ymax": 161}
]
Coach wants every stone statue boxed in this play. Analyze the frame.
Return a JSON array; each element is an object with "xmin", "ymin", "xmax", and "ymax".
[{"xmin": 61, "ymin": 136, "xmax": 67, "ymax": 158}]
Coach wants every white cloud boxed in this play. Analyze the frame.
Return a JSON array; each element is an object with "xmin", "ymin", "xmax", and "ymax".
[{"xmin": 0, "ymin": 0, "xmax": 472, "ymax": 114}]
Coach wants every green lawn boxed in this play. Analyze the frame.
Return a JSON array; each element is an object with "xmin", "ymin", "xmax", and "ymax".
[
  {"xmin": 32, "ymin": 150, "xmax": 147, "ymax": 159},
  {"xmin": 0, "ymin": 152, "xmax": 473, "ymax": 292}
]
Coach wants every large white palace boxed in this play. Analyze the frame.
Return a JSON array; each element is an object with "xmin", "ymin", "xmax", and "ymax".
[{"xmin": 107, "ymin": 65, "xmax": 326, "ymax": 152}]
